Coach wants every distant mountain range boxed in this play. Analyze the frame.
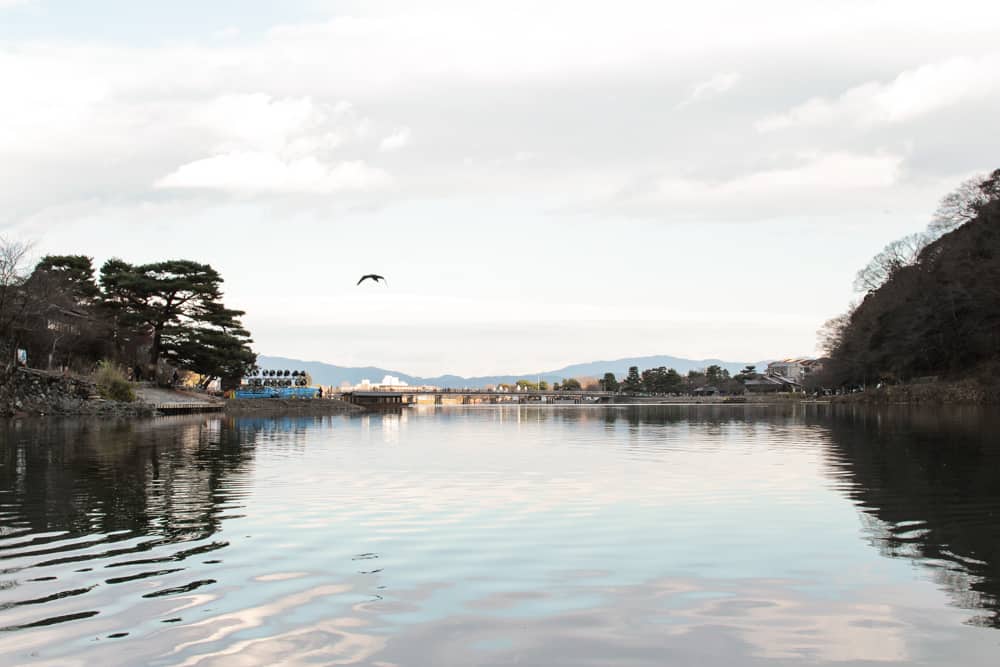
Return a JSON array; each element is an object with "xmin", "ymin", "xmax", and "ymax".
[{"xmin": 256, "ymin": 354, "xmax": 771, "ymax": 388}]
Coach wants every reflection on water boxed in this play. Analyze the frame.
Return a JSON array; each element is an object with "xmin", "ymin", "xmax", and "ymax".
[
  {"xmin": 816, "ymin": 407, "xmax": 1000, "ymax": 629},
  {"xmin": 0, "ymin": 406, "xmax": 998, "ymax": 665}
]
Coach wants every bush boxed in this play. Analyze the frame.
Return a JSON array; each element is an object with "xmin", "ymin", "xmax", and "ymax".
[{"xmin": 95, "ymin": 361, "xmax": 135, "ymax": 403}]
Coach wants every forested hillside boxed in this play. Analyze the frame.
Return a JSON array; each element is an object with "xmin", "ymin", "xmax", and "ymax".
[{"xmin": 822, "ymin": 170, "xmax": 1000, "ymax": 386}]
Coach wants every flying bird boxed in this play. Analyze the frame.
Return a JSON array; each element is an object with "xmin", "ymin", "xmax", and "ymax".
[{"xmin": 357, "ymin": 274, "xmax": 388, "ymax": 286}]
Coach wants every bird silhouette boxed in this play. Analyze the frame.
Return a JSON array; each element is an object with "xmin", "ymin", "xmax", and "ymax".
[{"xmin": 357, "ymin": 274, "xmax": 388, "ymax": 286}]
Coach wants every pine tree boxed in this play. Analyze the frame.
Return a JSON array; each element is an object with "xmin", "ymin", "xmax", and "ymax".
[
  {"xmin": 623, "ymin": 366, "xmax": 641, "ymax": 392},
  {"xmin": 99, "ymin": 259, "xmax": 255, "ymax": 381}
]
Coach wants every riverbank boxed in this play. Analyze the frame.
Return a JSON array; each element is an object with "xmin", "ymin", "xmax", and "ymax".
[
  {"xmin": 831, "ymin": 376, "xmax": 1000, "ymax": 405},
  {"xmin": 613, "ymin": 394, "xmax": 802, "ymax": 404}
]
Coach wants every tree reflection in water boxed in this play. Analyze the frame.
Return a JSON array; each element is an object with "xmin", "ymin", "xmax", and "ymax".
[
  {"xmin": 0, "ymin": 417, "xmax": 253, "ymax": 546},
  {"xmin": 814, "ymin": 406, "xmax": 1000, "ymax": 628},
  {"xmin": 547, "ymin": 403, "xmax": 1000, "ymax": 627}
]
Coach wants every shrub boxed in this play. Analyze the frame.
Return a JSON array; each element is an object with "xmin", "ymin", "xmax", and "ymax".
[{"xmin": 95, "ymin": 361, "xmax": 135, "ymax": 403}]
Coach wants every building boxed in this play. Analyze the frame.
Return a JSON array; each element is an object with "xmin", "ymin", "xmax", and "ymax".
[
  {"xmin": 800, "ymin": 359, "xmax": 826, "ymax": 378},
  {"xmin": 344, "ymin": 375, "xmax": 414, "ymax": 392},
  {"xmin": 745, "ymin": 375, "xmax": 803, "ymax": 393},
  {"xmin": 765, "ymin": 358, "xmax": 826, "ymax": 383},
  {"xmin": 766, "ymin": 359, "xmax": 806, "ymax": 382}
]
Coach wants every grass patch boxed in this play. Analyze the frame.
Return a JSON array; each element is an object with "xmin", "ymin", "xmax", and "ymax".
[{"xmin": 95, "ymin": 361, "xmax": 135, "ymax": 403}]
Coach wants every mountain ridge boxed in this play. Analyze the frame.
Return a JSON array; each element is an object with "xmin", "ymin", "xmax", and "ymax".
[{"xmin": 256, "ymin": 354, "xmax": 772, "ymax": 388}]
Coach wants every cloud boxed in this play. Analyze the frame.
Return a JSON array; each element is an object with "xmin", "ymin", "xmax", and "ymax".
[
  {"xmin": 378, "ymin": 127, "xmax": 411, "ymax": 152},
  {"xmin": 261, "ymin": 2, "xmax": 1000, "ymax": 88},
  {"xmin": 0, "ymin": 56, "xmax": 401, "ymax": 217},
  {"xmin": 699, "ymin": 152, "xmax": 903, "ymax": 193},
  {"xmin": 155, "ymin": 152, "xmax": 392, "ymax": 194},
  {"xmin": 2, "ymin": 1, "xmax": 999, "ymax": 226},
  {"xmin": 677, "ymin": 72, "xmax": 741, "ymax": 108},
  {"xmin": 758, "ymin": 55, "xmax": 1000, "ymax": 131},
  {"xmin": 191, "ymin": 94, "xmax": 334, "ymax": 152},
  {"xmin": 596, "ymin": 152, "xmax": 906, "ymax": 221}
]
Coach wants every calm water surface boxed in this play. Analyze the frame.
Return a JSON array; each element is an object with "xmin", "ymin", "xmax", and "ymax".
[{"xmin": 1, "ymin": 405, "xmax": 999, "ymax": 665}]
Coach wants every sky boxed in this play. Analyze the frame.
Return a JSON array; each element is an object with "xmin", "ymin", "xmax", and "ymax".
[{"xmin": 2, "ymin": 0, "xmax": 999, "ymax": 376}]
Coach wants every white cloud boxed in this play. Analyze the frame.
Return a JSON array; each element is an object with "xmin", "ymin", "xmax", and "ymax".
[
  {"xmin": 378, "ymin": 127, "xmax": 411, "ymax": 152},
  {"xmin": 758, "ymin": 55, "xmax": 1000, "ymax": 131},
  {"xmin": 677, "ymin": 72, "xmax": 741, "ymax": 108},
  {"xmin": 183, "ymin": 93, "xmax": 374, "ymax": 159},
  {"xmin": 0, "ymin": 45, "xmax": 403, "ymax": 217},
  {"xmin": 599, "ymin": 152, "xmax": 906, "ymax": 221},
  {"xmin": 709, "ymin": 152, "xmax": 903, "ymax": 193},
  {"xmin": 191, "ymin": 94, "xmax": 328, "ymax": 153},
  {"xmin": 155, "ymin": 152, "xmax": 391, "ymax": 194},
  {"xmin": 260, "ymin": 2, "xmax": 1000, "ymax": 89}
]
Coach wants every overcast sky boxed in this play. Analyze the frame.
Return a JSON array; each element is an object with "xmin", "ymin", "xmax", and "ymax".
[{"xmin": 2, "ymin": 0, "xmax": 998, "ymax": 376}]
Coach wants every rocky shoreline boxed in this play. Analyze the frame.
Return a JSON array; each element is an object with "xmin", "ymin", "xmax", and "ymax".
[{"xmin": 1, "ymin": 367, "xmax": 156, "ymax": 418}]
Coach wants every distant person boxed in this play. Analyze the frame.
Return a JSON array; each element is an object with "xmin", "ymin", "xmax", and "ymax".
[
  {"xmin": 171, "ymin": 370, "xmax": 179, "ymax": 387},
  {"xmin": 134, "ymin": 364, "xmax": 143, "ymax": 381},
  {"xmin": 318, "ymin": 387, "xmax": 323, "ymax": 399}
]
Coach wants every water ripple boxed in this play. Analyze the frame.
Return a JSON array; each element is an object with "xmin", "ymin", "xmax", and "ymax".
[{"xmin": 0, "ymin": 407, "xmax": 998, "ymax": 665}]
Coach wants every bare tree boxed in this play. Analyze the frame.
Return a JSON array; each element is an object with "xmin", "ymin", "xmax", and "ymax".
[
  {"xmin": 927, "ymin": 174, "xmax": 989, "ymax": 239},
  {"xmin": 0, "ymin": 236, "xmax": 34, "ymax": 342},
  {"xmin": 817, "ymin": 308, "xmax": 853, "ymax": 357},
  {"xmin": 853, "ymin": 232, "xmax": 927, "ymax": 293}
]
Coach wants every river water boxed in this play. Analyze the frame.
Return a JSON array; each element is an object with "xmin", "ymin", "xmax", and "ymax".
[{"xmin": 1, "ymin": 405, "xmax": 999, "ymax": 666}]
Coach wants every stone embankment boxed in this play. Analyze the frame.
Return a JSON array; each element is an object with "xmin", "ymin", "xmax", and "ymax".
[
  {"xmin": 224, "ymin": 398, "xmax": 362, "ymax": 416},
  {"xmin": 1, "ymin": 367, "xmax": 155, "ymax": 417}
]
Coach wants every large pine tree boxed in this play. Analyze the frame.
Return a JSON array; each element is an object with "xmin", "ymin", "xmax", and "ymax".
[{"xmin": 99, "ymin": 259, "xmax": 255, "ymax": 383}]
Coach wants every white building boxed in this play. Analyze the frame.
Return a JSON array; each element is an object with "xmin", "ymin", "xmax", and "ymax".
[
  {"xmin": 379, "ymin": 375, "xmax": 409, "ymax": 387},
  {"xmin": 766, "ymin": 359, "xmax": 825, "ymax": 382},
  {"xmin": 345, "ymin": 375, "xmax": 413, "ymax": 391}
]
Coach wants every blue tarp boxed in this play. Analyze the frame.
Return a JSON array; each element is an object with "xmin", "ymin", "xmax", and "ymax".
[{"xmin": 234, "ymin": 387, "xmax": 319, "ymax": 399}]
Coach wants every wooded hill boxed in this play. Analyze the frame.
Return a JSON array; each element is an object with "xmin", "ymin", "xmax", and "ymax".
[{"xmin": 822, "ymin": 170, "xmax": 1000, "ymax": 387}]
